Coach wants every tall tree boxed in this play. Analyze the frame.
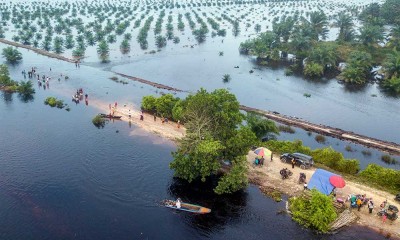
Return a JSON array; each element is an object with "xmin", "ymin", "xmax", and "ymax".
[
  {"xmin": 334, "ymin": 13, "xmax": 355, "ymax": 42},
  {"xmin": 2, "ymin": 47, "xmax": 22, "ymax": 63},
  {"xmin": 96, "ymin": 40, "xmax": 109, "ymax": 62},
  {"xmin": 358, "ymin": 24, "xmax": 384, "ymax": 46},
  {"xmin": 383, "ymin": 49, "xmax": 400, "ymax": 79},
  {"xmin": 169, "ymin": 89, "xmax": 257, "ymax": 194}
]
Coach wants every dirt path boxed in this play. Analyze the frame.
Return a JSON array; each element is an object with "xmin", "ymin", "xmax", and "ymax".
[
  {"xmin": 0, "ymin": 38, "xmax": 76, "ymax": 63},
  {"xmin": 2, "ymin": 37, "xmax": 398, "ymax": 155},
  {"xmin": 246, "ymin": 152, "xmax": 400, "ymax": 237},
  {"xmin": 88, "ymin": 97, "xmax": 400, "ymax": 237}
]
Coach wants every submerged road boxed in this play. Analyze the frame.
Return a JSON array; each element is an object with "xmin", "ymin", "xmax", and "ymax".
[{"xmin": 1, "ymin": 39, "xmax": 399, "ymax": 155}]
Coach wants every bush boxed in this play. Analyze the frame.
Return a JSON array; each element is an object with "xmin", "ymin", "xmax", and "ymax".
[
  {"xmin": 289, "ymin": 189, "xmax": 337, "ymax": 233},
  {"xmin": 315, "ymin": 134, "xmax": 326, "ymax": 143},
  {"xmin": 304, "ymin": 63, "xmax": 324, "ymax": 78},
  {"xmin": 141, "ymin": 95, "xmax": 157, "ymax": 112},
  {"xmin": 381, "ymin": 154, "xmax": 397, "ymax": 164},
  {"xmin": 92, "ymin": 115, "xmax": 106, "ymax": 128},
  {"xmin": 155, "ymin": 94, "xmax": 179, "ymax": 119},
  {"xmin": 264, "ymin": 140, "xmax": 312, "ymax": 155},
  {"xmin": 359, "ymin": 164, "xmax": 400, "ymax": 193},
  {"xmin": 44, "ymin": 97, "xmax": 65, "ymax": 109},
  {"xmin": 311, "ymin": 147, "xmax": 359, "ymax": 174}
]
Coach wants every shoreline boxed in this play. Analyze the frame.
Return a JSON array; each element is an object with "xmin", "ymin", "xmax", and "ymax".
[
  {"xmin": 0, "ymin": 37, "xmax": 398, "ymax": 155},
  {"xmin": 89, "ymin": 97, "xmax": 399, "ymax": 238}
]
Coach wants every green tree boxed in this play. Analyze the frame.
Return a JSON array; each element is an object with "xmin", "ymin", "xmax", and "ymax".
[
  {"xmin": 254, "ymin": 24, "xmax": 261, "ymax": 33},
  {"xmin": 120, "ymin": 39, "xmax": 130, "ymax": 54},
  {"xmin": 334, "ymin": 13, "xmax": 355, "ymax": 42},
  {"xmin": 141, "ymin": 95, "xmax": 157, "ymax": 112},
  {"xmin": 289, "ymin": 189, "xmax": 337, "ymax": 233},
  {"xmin": 2, "ymin": 47, "xmax": 22, "ymax": 63},
  {"xmin": 246, "ymin": 112, "xmax": 279, "ymax": 139},
  {"xmin": 381, "ymin": 0, "xmax": 400, "ymax": 25},
  {"xmin": 358, "ymin": 24, "xmax": 384, "ymax": 46},
  {"xmin": 339, "ymin": 51, "xmax": 372, "ymax": 84},
  {"xmin": 155, "ymin": 35, "xmax": 167, "ymax": 48},
  {"xmin": 308, "ymin": 11, "xmax": 329, "ymax": 40},
  {"xmin": 170, "ymin": 89, "xmax": 253, "ymax": 194},
  {"xmin": 383, "ymin": 48, "xmax": 400, "ymax": 79},
  {"xmin": 155, "ymin": 94, "xmax": 179, "ymax": 119},
  {"xmin": 0, "ymin": 64, "xmax": 13, "ymax": 86},
  {"xmin": 214, "ymin": 157, "xmax": 248, "ymax": 194},
  {"xmin": 307, "ymin": 43, "xmax": 339, "ymax": 72},
  {"xmin": 17, "ymin": 80, "xmax": 35, "ymax": 96},
  {"xmin": 96, "ymin": 40, "xmax": 110, "ymax": 62},
  {"xmin": 382, "ymin": 77, "xmax": 400, "ymax": 94}
]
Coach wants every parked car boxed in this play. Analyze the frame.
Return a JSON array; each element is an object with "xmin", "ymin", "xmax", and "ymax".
[{"xmin": 280, "ymin": 153, "xmax": 314, "ymax": 169}]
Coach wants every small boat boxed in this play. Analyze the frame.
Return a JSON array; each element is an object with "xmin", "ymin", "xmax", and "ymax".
[
  {"xmin": 163, "ymin": 200, "xmax": 211, "ymax": 214},
  {"xmin": 98, "ymin": 113, "xmax": 122, "ymax": 119}
]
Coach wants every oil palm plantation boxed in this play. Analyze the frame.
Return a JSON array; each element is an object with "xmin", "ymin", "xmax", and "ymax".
[
  {"xmin": 96, "ymin": 40, "xmax": 109, "ymax": 62},
  {"xmin": 383, "ymin": 49, "xmax": 400, "ymax": 79}
]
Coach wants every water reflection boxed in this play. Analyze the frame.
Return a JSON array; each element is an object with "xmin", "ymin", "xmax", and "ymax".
[
  {"xmin": 18, "ymin": 93, "xmax": 34, "ymax": 103},
  {"xmin": 2, "ymin": 91, "xmax": 13, "ymax": 103}
]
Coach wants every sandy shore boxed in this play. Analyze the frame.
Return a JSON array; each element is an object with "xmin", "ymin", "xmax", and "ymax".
[
  {"xmin": 90, "ymin": 100, "xmax": 399, "ymax": 237},
  {"xmin": 246, "ymin": 153, "xmax": 400, "ymax": 237}
]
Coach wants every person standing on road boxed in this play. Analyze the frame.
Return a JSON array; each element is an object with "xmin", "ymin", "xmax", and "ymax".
[
  {"xmin": 291, "ymin": 158, "xmax": 295, "ymax": 169},
  {"xmin": 368, "ymin": 200, "xmax": 374, "ymax": 214}
]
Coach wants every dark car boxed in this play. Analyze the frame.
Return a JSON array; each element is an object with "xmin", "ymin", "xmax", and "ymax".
[{"xmin": 280, "ymin": 152, "xmax": 314, "ymax": 169}]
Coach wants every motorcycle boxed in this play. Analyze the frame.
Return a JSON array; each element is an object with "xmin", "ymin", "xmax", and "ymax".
[
  {"xmin": 395, "ymin": 193, "xmax": 400, "ymax": 202},
  {"xmin": 377, "ymin": 204, "xmax": 399, "ymax": 221},
  {"xmin": 280, "ymin": 168, "xmax": 293, "ymax": 180},
  {"xmin": 298, "ymin": 173, "xmax": 306, "ymax": 184}
]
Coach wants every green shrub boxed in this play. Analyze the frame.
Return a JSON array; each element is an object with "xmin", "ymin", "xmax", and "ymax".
[
  {"xmin": 263, "ymin": 140, "xmax": 312, "ymax": 155},
  {"xmin": 311, "ymin": 147, "xmax": 359, "ymax": 174},
  {"xmin": 141, "ymin": 95, "xmax": 157, "ymax": 112},
  {"xmin": 289, "ymin": 189, "xmax": 337, "ymax": 233},
  {"xmin": 315, "ymin": 134, "xmax": 326, "ymax": 143},
  {"xmin": 155, "ymin": 94, "xmax": 179, "ymax": 119},
  {"xmin": 304, "ymin": 63, "xmax": 324, "ymax": 78},
  {"xmin": 359, "ymin": 164, "xmax": 400, "ymax": 192},
  {"xmin": 44, "ymin": 97, "xmax": 65, "ymax": 109},
  {"xmin": 92, "ymin": 115, "xmax": 106, "ymax": 128},
  {"xmin": 381, "ymin": 154, "xmax": 397, "ymax": 164}
]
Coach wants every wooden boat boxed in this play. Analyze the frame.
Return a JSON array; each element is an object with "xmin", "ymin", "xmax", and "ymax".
[
  {"xmin": 98, "ymin": 113, "xmax": 122, "ymax": 119},
  {"xmin": 163, "ymin": 200, "xmax": 211, "ymax": 214}
]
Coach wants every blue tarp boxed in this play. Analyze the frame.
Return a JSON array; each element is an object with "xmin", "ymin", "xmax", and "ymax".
[{"xmin": 307, "ymin": 169, "xmax": 340, "ymax": 195}]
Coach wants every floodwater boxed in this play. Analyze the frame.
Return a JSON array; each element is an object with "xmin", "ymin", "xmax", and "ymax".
[
  {"xmin": 0, "ymin": 44, "xmax": 396, "ymax": 239},
  {"xmin": 0, "ymin": 0, "xmax": 399, "ymax": 237}
]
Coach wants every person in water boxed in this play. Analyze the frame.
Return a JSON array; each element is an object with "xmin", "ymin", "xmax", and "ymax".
[{"xmin": 176, "ymin": 198, "xmax": 182, "ymax": 209}]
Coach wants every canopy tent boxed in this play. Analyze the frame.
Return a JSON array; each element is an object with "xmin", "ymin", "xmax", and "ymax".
[
  {"xmin": 253, "ymin": 147, "xmax": 272, "ymax": 157},
  {"xmin": 307, "ymin": 169, "xmax": 342, "ymax": 195}
]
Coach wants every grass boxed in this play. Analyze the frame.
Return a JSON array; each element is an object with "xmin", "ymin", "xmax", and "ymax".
[
  {"xmin": 92, "ymin": 115, "xmax": 106, "ymax": 128},
  {"xmin": 44, "ymin": 97, "xmax": 66, "ymax": 109},
  {"xmin": 344, "ymin": 145, "xmax": 353, "ymax": 152}
]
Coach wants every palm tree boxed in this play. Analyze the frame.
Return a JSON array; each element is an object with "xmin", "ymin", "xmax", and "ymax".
[
  {"xmin": 53, "ymin": 36, "xmax": 64, "ymax": 54},
  {"xmin": 334, "ymin": 13, "xmax": 355, "ymax": 42},
  {"xmin": 155, "ymin": 35, "xmax": 167, "ymax": 48},
  {"xmin": 120, "ymin": 39, "xmax": 130, "ymax": 54},
  {"xmin": 2, "ymin": 47, "xmax": 22, "ymax": 63},
  {"xmin": 307, "ymin": 11, "xmax": 328, "ymax": 40},
  {"xmin": 307, "ymin": 43, "xmax": 338, "ymax": 72},
  {"xmin": 96, "ymin": 40, "xmax": 109, "ymax": 62},
  {"xmin": 358, "ymin": 24, "xmax": 384, "ymax": 46},
  {"xmin": 254, "ymin": 24, "xmax": 261, "ymax": 33},
  {"xmin": 222, "ymin": 74, "xmax": 231, "ymax": 83},
  {"xmin": 383, "ymin": 49, "xmax": 400, "ymax": 79}
]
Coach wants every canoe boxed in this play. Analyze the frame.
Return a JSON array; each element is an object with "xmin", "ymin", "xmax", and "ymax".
[
  {"xmin": 98, "ymin": 113, "xmax": 122, "ymax": 119},
  {"xmin": 164, "ymin": 200, "xmax": 211, "ymax": 214}
]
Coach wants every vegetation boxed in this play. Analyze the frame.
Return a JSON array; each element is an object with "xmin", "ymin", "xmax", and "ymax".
[
  {"xmin": 44, "ymin": 97, "xmax": 66, "ymax": 109},
  {"xmin": 359, "ymin": 164, "xmax": 400, "ymax": 193},
  {"xmin": 2, "ymin": 47, "xmax": 22, "ymax": 63},
  {"xmin": 92, "ymin": 115, "xmax": 106, "ymax": 128},
  {"xmin": 142, "ymin": 89, "xmax": 257, "ymax": 194},
  {"xmin": 0, "ymin": 65, "xmax": 35, "ymax": 98},
  {"xmin": 289, "ymin": 189, "xmax": 337, "ymax": 233},
  {"xmin": 246, "ymin": 112, "xmax": 279, "ymax": 139}
]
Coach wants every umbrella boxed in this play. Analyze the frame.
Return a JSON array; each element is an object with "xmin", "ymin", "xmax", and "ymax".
[
  {"xmin": 329, "ymin": 175, "xmax": 346, "ymax": 188},
  {"xmin": 253, "ymin": 147, "xmax": 272, "ymax": 157}
]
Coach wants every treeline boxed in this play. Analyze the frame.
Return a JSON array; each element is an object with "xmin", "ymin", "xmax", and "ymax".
[
  {"xmin": 239, "ymin": 0, "xmax": 400, "ymax": 94},
  {"xmin": 264, "ymin": 140, "xmax": 400, "ymax": 193}
]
